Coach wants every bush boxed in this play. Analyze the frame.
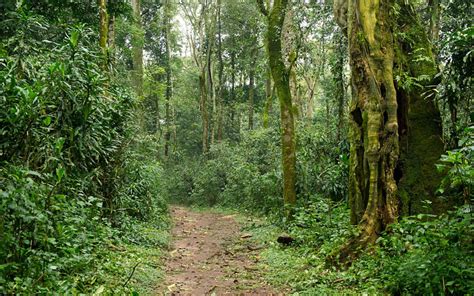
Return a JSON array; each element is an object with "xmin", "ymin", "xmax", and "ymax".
[{"xmin": 370, "ymin": 207, "xmax": 474, "ymax": 295}]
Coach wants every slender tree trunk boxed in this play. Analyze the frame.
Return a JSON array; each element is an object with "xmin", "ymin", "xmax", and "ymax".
[
  {"xmin": 248, "ymin": 53, "xmax": 256, "ymax": 130},
  {"xmin": 107, "ymin": 14, "xmax": 115, "ymax": 69},
  {"xmin": 428, "ymin": 0, "xmax": 440, "ymax": 42},
  {"xmin": 163, "ymin": 0, "xmax": 172, "ymax": 157},
  {"xmin": 98, "ymin": 0, "xmax": 108, "ymax": 52},
  {"xmin": 200, "ymin": 68, "xmax": 209, "ymax": 153},
  {"xmin": 216, "ymin": 0, "xmax": 224, "ymax": 141},
  {"xmin": 260, "ymin": 0, "xmax": 297, "ymax": 210},
  {"xmin": 263, "ymin": 65, "xmax": 273, "ymax": 128},
  {"xmin": 98, "ymin": 0, "xmax": 109, "ymax": 69},
  {"xmin": 334, "ymin": 32, "xmax": 346, "ymax": 142},
  {"xmin": 131, "ymin": 0, "xmax": 143, "ymax": 97}
]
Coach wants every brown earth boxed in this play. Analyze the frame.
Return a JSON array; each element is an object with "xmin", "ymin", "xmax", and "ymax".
[{"xmin": 159, "ymin": 206, "xmax": 283, "ymax": 295}]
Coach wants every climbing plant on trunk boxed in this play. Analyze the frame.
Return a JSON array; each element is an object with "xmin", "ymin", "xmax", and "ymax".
[{"xmin": 332, "ymin": 0, "xmax": 444, "ymax": 261}]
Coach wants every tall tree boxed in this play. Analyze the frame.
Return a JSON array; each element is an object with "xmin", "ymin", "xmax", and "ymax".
[
  {"xmin": 332, "ymin": 0, "xmax": 444, "ymax": 259},
  {"xmin": 258, "ymin": 0, "xmax": 297, "ymax": 210},
  {"xmin": 131, "ymin": 0, "xmax": 144, "ymax": 97},
  {"xmin": 182, "ymin": 0, "xmax": 216, "ymax": 154},
  {"xmin": 163, "ymin": 0, "xmax": 172, "ymax": 157}
]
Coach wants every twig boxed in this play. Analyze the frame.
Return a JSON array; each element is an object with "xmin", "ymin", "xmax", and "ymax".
[{"xmin": 123, "ymin": 262, "xmax": 140, "ymax": 287}]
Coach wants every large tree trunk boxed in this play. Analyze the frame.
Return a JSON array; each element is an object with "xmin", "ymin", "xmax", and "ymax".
[
  {"xmin": 395, "ymin": 3, "xmax": 444, "ymax": 215},
  {"xmin": 346, "ymin": 0, "xmax": 399, "ymax": 241},
  {"xmin": 332, "ymin": 0, "xmax": 444, "ymax": 263},
  {"xmin": 260, "ymin": 0, "xmax": 297, "ymax": 210}
]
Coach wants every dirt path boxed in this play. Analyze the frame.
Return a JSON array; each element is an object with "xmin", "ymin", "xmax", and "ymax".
[{"xmin": 160, "ymin": 206, "xmax": 280, "ymax": 295}]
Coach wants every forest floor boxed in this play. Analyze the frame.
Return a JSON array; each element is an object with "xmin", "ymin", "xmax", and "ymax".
[{"xmin": 160, "ymin": 206, "xmax": 283, "ymax": 295}]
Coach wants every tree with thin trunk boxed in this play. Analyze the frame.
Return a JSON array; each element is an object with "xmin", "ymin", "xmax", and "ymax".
[
  {"xmin": 163, "ymin": 0, "xmax": 172, "ymax": 157},
  {"xmin": 181, "ymin": 0, "xmax": 216, "ymax": 154},
  {"xmin": 131, "ymin": 0, "xmax": 144, "ymax": 97},
  {"xmin": 258, "ymin": 0, "xmax": 297, "ymax": 212},
  {"xmin": 98, "ymin": 0, "xmax": 108, "ymax": 56}
]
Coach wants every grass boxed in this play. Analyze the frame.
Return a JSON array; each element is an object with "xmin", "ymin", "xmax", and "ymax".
[{"xmin": 93, "ymin": 221, "xmax": 171, "ymax": 295}]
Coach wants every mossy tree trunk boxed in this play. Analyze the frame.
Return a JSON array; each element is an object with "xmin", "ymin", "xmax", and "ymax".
[
  {"xmin": 263, "ymin": 65, "xmax": 273, "ymax": 128},
  {"xmin": 395, "ymin": 3, "xmax": 444, "ymax": 215},
  {"xmin": 98, "ymin": 0, "xmax": 108, "ymax": 50},
  {"xmin": 333, "ymin": 0, "xmax": 444, "ymax": 261},
  {"xmin": 258, "ymin": 0, "xmax": 297, "ymax": 209},
  {"xmin": 346, "ymin": 0, "xmax": 400, "ymax": 245}
]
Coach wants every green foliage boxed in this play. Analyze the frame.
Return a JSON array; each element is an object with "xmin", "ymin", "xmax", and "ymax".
[
  {"xmin": 0, "ymin": 4, "xmax": 168, "ymax": 294},
  {"xmin": 247, "ymin": 203, "xmax": 473, "ymax": 295},
  {"xmin": 162, "ymin": 128, "xmax": 283, "ymax": 213},
  {"xmin": 368, "ymin": 207, "xmax": 473, "ymax": 295},
  {"xmin": 436, "ymin": 126, "xmax": 473, "ymax": 203},
  {"xmin": 297, "ymin": 125, "xmax": 349, "ymax": 202}
]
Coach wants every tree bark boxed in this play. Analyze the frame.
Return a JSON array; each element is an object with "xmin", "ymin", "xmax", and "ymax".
[
  {"xmin": 248, "ymin": 52, "xmax": 256, "ymax": 130},
  {"xmin": 131, "ymin": 0, "xmax": 143, "ymax": 97},
  {"xmin": 259, "ymin": 0, "xmax": 297, "ymax": 210},
  {"xmin": 332, "ymin": 0, "xmax": 444, "ymax": 263},
  {"xmin": 216, "ymin": 0, "xmax": 224, "ymax": 141},
  {"xmin": 395, "ymin": 3, "xmax": 444, "ymax": 215},
  {"xmin": 163, "ymin": 0, "xmax": 172, "ymax": 157},
  {"xmin": 263, "ymin": 65, "xmax": 273, "ymax": 128},
  {"xmin": 98, "ymin": 0, "xmax": 108, "ymax": 52},
  {"xmin": 346, "ymin": 0, "xmax": 400, "ymax": 248}
]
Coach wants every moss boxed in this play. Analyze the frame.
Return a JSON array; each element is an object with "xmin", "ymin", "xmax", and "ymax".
[{"xmin": 394, "ymin": 2, "xmax": 448, "ymax": 215}]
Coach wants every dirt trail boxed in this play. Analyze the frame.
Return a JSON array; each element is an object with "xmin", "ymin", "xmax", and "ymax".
[{"xmin": 160, "ymin": 206, "xmax": 280, "ymax": 295}]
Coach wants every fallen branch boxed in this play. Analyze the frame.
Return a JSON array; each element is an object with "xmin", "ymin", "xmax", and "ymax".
[{"xmin": 123, "ymin": 262, "xmax": 140, "ymax": 287}]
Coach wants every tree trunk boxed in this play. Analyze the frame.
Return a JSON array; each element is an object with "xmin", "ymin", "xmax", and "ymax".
[
  {"xmin": 200, "ymin": 69, "xmax": 209, "ymax": 154},
  {"xmin": 263, "ymin": 65, "xmax": 273, "ymax": 128},
  {"xmin": 131, "ymin": 0, "xmax": 143, "ymax": 97},
  {"xmin": 395, "ymin": 3, "xmax": 444, "ymax": 215},
  {"xmin": 248, "ymin": 55, "xmax": 256, "ymax": 130},
  {"xmin": 428, "ymin": 0, "xmax": 440, "ymax": 42},
  {"xmin": 334, "ymin": 30, "xmax": 346, "ymax": 142},
  {"xmin": 260, "ymin": 0, "xmax": 297, "ymax": 210},
  {"xmin": 346, "ymin": 0, "xmax": 400, "ymax": 247},
  {"xmin": 216, "ymin": 0, "xmax": 224, "ymax": 142},
  {"xmin": 163, "ymin": 0, "xmax": 172, "ymax": 157},
  {"xmin": 332, "ymin": 0, "xmax": 444, "ymax": 263},
  {"xmin": 98, "ymin": 0, "xmax": 108, "ymax": 52}
]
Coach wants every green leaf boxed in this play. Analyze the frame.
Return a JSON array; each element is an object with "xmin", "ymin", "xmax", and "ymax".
[
  {"xmin": 56, "ymin": 165, "xmax": 65, "ymax": 183},
  {"xmin": 42, "ymin": 116, "xmax": 52, "ymax": 126}
]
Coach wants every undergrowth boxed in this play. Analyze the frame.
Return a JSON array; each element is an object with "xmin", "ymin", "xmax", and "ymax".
[{"xmin": 245, "ymin": 200, "xmax": 473, "ymax": 295}]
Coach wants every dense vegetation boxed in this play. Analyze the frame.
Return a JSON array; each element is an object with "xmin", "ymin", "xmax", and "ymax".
[{"xmin": 0, "ymin": 0, "xmax": 472, "ymax": 294}]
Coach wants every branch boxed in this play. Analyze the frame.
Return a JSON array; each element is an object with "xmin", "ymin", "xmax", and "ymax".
[
  {"xmin": 256, "ymin": 0, "xmax": 268, "ymax": 16},
  {"xmin": 123, "ymin": 262, "xmax": 140, "ymax": 287}
]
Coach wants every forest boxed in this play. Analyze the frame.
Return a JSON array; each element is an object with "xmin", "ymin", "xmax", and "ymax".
[{"xmin": 0, "ymin": 0, "xmax": 472, "ymax": 294}]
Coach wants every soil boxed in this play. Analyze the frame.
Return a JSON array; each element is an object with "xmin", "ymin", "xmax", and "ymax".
[{"xmin": 160, "ymin": 206, "xmax": 282, "ymax": 295}]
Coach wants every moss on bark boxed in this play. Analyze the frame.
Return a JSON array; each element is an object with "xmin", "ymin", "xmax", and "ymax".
[{"xmin": 265, "ymin": 0, "xmax": 297, "ymax": 209}]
